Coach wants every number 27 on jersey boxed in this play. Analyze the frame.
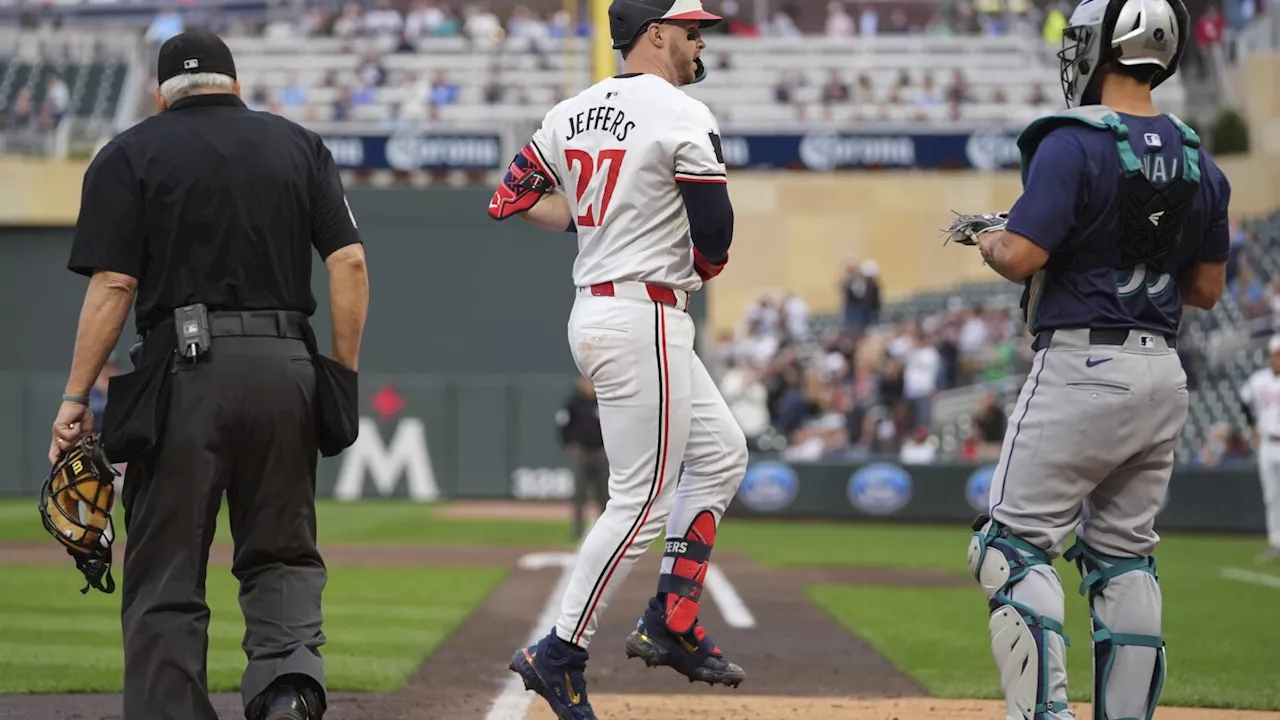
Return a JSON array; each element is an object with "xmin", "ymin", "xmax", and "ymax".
[{"xmin": 566, "ymin": 149, "xmax": 626, "ymax": 227}]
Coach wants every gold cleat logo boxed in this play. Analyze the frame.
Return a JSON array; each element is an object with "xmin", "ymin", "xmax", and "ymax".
[{"xmin": 566, "ymin": 672, "xmax": 582, "ymax": 704}]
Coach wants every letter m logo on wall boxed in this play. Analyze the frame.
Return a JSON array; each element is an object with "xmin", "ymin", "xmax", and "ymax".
[{"xmin": 333, "ymin": 417, "xmax": 441, "ymax": 501}]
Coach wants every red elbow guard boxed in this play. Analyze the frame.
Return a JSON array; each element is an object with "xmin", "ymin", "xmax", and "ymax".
[
  {"xmin": 693, "ymin": 247, "xmax": 727, "ymax": 281},
  {"xmin": 488, "ymin": 144, "xmax": 554, "ymax": 221}
]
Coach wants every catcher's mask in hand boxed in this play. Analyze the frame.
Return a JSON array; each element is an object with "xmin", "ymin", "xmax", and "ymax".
[{"xmin": 39, "ymin": 433, "xmax": 120, "ymax": 594}]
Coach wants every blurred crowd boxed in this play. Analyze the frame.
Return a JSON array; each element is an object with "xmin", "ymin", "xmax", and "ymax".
[
  {"xmin": 0, "ymin": 69, "xmax": 69, "ymax": 135},
  {"xmin": 1194, "ymin": 422, "xmax": 1254, "ymax": 467},
  {"xmin": 712, "ymin": 255, "xmax": 1033, "ymax": 466},
  {"xmin": 115, "ymin": 0, "xmax": 1269, "ymax": 127},
  {"xmin": 140, "ymin": 1, "xmax": 585, "ymax": 122},
  {"xmin": 1225, "ymin": 219, "xmax": 1280, "ymax": 328},
  {"xmin": 1175, "ymin": 213, "xmax": 1280, "ymax": 468},
  {"xmin": 709, "ymin": 208, "xmax": 1280, "ymax": 468},
  {"xmin": 3, "ymin": 0, "xmax": 1271, "ymax": 150},
  {"xmin": 144, "ymin": 0, "xmax": 590, "ymax": 51},
  {"xmin": 766, "ymin": 65, "xmax": 1053, "ymax": 123},
  {"xmin": 139, "ymin": 0, "xmax": 1070, "ymax": 48}
]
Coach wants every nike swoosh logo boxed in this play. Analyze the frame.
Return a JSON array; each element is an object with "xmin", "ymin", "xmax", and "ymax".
[
  {"xmin": 565, "ymin": 672, "xmax": 581, "ymax": 704},
  {"xmin": 1085, "ymin": 357, "xmax": 1113, "ymax": 367}
]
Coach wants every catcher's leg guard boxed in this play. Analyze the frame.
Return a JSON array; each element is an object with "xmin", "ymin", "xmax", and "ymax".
[
  {"xmin": 1064, "ymin": 540, "xmax": 1165, "ymax": 720},
  {"xmin": 967, "ymin": 516, "xmax": 1072, "ymax": 720}
]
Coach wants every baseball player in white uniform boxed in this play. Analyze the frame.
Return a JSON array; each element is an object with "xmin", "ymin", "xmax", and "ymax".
[
  {"xmin": 1240, "ymin": 335, "xmax": 1280, "ymax": 563},
  {"xmin": 486, "ymin": 1, "xmax": 748, "ymax": 717}
]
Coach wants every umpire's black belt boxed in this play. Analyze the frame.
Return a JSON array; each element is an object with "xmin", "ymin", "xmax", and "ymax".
[
  {"xmin": 1032, "ymin": 328, "xmax": 1177, "ymax": 353},
  {"xmin": 148, "ymin": 309, "xmax": 309, "ymax": 345}
]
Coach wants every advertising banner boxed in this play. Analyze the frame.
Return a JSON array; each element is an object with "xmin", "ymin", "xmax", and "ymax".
[
  {"xmin": 317, "ymin": 130, "xmax": 1021, "ymax": 172},
  {"xmin": 711, "ymin": 130, "xmax": 1024, "ymax": 171},
  {"xmin": 728, "ymin": 456, "xmax": 1270, "ymax": 534},
  {"xmin": 321, "ymin": 133, "xmax": 504, "ymax": 171}
]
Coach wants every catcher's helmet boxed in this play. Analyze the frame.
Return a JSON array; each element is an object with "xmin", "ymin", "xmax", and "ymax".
[
  {"xmin": 609, "ymin": 0, "xmax": 722, "ymax": 83},
  {"xmin": 1059, "ymin": 0, "xmax": 1189, "ymax": 108}
]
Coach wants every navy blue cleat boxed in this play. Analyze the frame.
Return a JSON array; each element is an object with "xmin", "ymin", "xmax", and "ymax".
[
  {"xmin": 624, "ymin": 596, "xmax": 746, "ymax": 687},
  {"xmin": 509, "ymin": 630, "xmax": 598, "ymax": 720}
]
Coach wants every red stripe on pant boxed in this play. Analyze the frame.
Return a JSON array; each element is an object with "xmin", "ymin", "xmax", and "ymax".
[{"xmin": 571, "ymin": 302, "xmax": 671, "ymax": 646}]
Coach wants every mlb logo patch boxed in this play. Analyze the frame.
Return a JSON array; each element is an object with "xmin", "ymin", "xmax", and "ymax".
[
  {"xmin": 1140, "ymin": 334, "xmax": 1155, "ymax": 347},
  {"xmin": 605, "ymin": 91, "xmax": 618, "ymax": 99},
  {"xmin": 183, "ymin": 58, "xmax": 199, "ymax": 70},
  {"xmin": 1143, "ymin": 132, "xmax": 1162, "ymax": 148}
]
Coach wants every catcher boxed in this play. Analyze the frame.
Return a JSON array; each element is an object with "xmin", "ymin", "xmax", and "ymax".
[
  {"xmin": 40, "ymin": 433, "xmax": 120, "ymax": 595},
  {"xmin": 944, "ymin": 0, "xmax": 1230, "ymax": 717}
]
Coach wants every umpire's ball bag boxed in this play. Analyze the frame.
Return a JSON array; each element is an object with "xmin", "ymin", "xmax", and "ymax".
[
  {"xmin": 300, "ymin": 321, "xmax": 360, "ymax": 457},
  {"xmin": 101, "ymin": 350, "xmax": 174, "ymax": 465}
]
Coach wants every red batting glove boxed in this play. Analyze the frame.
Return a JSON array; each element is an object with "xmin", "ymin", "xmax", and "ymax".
[{"xmin": 693, "ymin": 248, "xmax": 727, "ymax": 281}]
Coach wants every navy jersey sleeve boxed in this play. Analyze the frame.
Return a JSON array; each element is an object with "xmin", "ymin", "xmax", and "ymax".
[
  {"xmin": 1004, "ymin": 130, "xmax": 1088, "ymax": 253},
  {"xmin": 311, "ymin": 137, "xmax": 363, "ymax": 260},
  {"xmin": 677, "ymin": 181, "xmax": 733, "ymax": 263},
  {"xmin": 67, "ymin": 141, "xmax": 145, "ymax": 279},
  {"xmin": 1194, "ymin": 153, "xmax": 1232, "ymax": 263}
]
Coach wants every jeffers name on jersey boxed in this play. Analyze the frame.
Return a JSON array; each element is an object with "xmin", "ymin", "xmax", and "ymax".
[
  {"xmin": 526, "ymin": 72, "xmax": 731, "ymax": 292},
  {"xmin": 565, "ymin": 106, "xmax": 636, "ymax": 143}
]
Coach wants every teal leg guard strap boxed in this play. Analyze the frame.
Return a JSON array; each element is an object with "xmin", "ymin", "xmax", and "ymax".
[
  {"xmin": 1065, "ymin": 540, "xmax": 1166, "ymax": 720},
  {"xmin": 969, "ymin": 517, "xmax": 1071, "ymax": 718}
]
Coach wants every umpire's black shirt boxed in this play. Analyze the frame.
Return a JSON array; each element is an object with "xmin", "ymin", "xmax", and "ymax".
[
  {"xmin": 558, "ymin": 389, "xmax": 604, "ymax": 450},
  {"xmin": 68, "ymin": 93, "xmax": 361, "ymax": 333}
]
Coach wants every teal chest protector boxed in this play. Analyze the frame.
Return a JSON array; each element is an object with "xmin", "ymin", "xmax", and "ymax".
[{"xmin": 1014, "ymin": 106, "xmax": 1204, "ymax": 329}]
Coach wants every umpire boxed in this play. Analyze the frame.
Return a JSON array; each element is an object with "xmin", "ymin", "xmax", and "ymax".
[
  {"xmin": 557, "ymin": 375, "xmax": 608, "ymax": 540},
  {"xmin": 48, "ymin": 30, "xmax": 368, "ymax": 720}
]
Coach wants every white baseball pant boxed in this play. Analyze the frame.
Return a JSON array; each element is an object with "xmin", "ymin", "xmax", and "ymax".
[
  {"xmin": 1260, "ymin": 441, "xmax": 1280, "ymax": 548},
  {"xmin": 554, "ymin": 282, "xmax": 748, "ymax": 649}
]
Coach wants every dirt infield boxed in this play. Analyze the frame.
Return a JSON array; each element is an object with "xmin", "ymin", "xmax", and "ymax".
[
  {"xmin": 527, "ymin": 696, "xmax": 1280, "ymax": 720},
  {"xmin": 0, "ymin": 540, "xmax": 1273, "ymax": 720}
]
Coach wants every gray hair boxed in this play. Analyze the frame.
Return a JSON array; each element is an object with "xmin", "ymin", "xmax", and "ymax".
[{"xmin": 159, "ymin": 72, "xmax": 236, "ymax": 105}]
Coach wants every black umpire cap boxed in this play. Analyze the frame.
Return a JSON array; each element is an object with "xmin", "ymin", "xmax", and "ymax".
[{"xmin": 156, "ymin": 29, "xmax": 237, "ymax": 86}]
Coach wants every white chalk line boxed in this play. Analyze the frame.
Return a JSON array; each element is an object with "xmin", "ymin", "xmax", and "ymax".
[
  {"xmin": 484, "ymin": 555, "xmax": 575, "ymax": 720},
  {"xmin": 1221, "ymin": 567, "xmax": 1280, "ymax": 589},
  {"xmin": 704, "ymin": 564, "xmax": 757, "ymax": 628}
]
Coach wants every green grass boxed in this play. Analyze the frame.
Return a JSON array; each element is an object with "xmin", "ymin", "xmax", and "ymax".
[
  {"xmin": 5, "ymin": 500, "xmax": 1278, "ymax": 708},
  {"xmin": 0, "ymin": 564, "xmax": 504, "ymax": 694},
  {"xmin": 773, "ymin": 523, "xmax": 1280, "ymax": 710},
  {"xmin": 314, "ymin": 501, "xmax": 575, "ymax": 547},
  {"xmin": 718, "ymin": 519, "xmax": 971, "ymax": 572},
  {"xmin": 2, "ymin": 499, "xmax": 575, "ymax": 548}
]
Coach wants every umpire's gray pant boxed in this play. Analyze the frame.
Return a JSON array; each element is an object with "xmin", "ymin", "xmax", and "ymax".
[
  {"xmin": 120, "ymin": 333, "xmax": 327, "ymax": 720},
  {"xmin": 570, "ymin": 448, "xmax": 609, "ymax": 540}
]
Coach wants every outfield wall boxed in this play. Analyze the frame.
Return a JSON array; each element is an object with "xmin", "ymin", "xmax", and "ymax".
[
  {"xmin": 0, "ymin": 188, "xmax": 702, "ymax": 496},
  {"xmin": 727, "ymin": 458, "xmax": 1269, "ymax": 534},
  {"xmin": 1, "ymin": 359, "xmax": 1267, "ymax": 534},
  {"xmin": 7, "ymin": 150, "xmax": 1276, "ymax": 340},
  {"xmin": 1, "ymin": 159, "xmax": 1273, "ymax": 531}
]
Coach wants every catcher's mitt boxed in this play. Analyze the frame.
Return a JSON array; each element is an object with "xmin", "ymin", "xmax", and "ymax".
[
  {"xmin": 941, "ymin": 211, "xmax": 1009, "ymax": 247},
  {"xmin": 39, "ymin": 433, "xmax": 119, "ymax": 594}
]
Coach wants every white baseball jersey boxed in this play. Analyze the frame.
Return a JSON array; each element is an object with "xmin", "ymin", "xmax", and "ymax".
[
  {"xmin": 526, "ymin": 73, "xmax": 727, "ymax": 292},
  {"xmin": 1242, "ymin": 368, "xmax": 1280, "ymax": 438}
]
